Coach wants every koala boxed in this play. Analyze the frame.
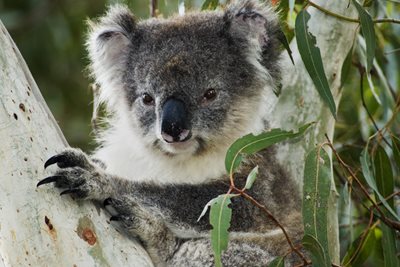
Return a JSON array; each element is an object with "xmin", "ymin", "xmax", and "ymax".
[{"xmin": 37, "ymin": 0, "xmax": 303, "ymax": 266}]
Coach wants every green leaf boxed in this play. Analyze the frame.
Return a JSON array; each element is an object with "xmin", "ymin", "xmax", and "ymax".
[
  {"xmin": 360, "ymin": 150, "xmax": 400, "ymax": 220},
  {"xmin": 302, "ymin": 147, "xmax": 332, "ymax": 267},
  {"xmin": 225, "ymin": 122, "xmax": 314, "ymax": 174},
  {"xmin": 391, "ymin": 135, "xmax": 400, "ymax": 171},
  {"xmin": 295, "ymin": 10, "xmax": 336, "ymax": 119},
  {"xmin": 244, "ymin": 166, "xmax": 259, "ymax": 190},
  {"xmin": 352, "ymin": 0, "xmax": 376, "ymax": 73},
  {"xmin": 342, "ymin": 225, "xmax": 377, "ymax": 266},
  {"xmin": 374, "ymin": 145, "xmax": 397, "ymax": 195},
  {"xmin": 380, "ymin": 224, "xmax": 399, "ymax": 267},
  {"xmin": 373, "ymin": 146, "xmax": 399, "ymax": 267},
  {"xmin": 209, "ymin": 194, "xmax": 236, "ymax": 267},
  {"xmin": 360, "ymin": 148, "xmax": 400, "ymax": 221},
  {"xmin": 268, "ymin": 256, "xmax": 285, "ymax": 267},
  {"xmin": 302, "ymin": 234, "xmax": 330, "ymax": 267},
  {"xmin": 341, "ymin": 46, "xmax": 354, "ymax": 87},
  {"xmin": 277, "ymin": 27, "xmax": 294, "ymax": 65},
  {"xmin": 201, "ymin": 0, "xmax": 219, "ymax": 10}
]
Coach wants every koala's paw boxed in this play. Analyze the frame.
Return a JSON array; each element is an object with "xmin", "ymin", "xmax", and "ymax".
[
  {"xmin": 37, "ymin": 148, "xmax": 105, "ymax": 200},
  {"xmin": 104, "ymin": 196, "xmax": 165, "ymax": 241}
]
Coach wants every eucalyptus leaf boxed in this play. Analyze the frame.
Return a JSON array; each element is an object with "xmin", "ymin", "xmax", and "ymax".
[
  {"xmin": 225, "ymin": 122, "xmax": 314, "ymax": 175},
  {"xmin": 352, "ymin": 0, "xmax": 376, "ymax": 73},
  {"xmin": 201, "ymin": 0, "xmax": 219, "ymax": 10},
  {"xmin": 295, "ymin": 10, "xmax": 336, "ymax": 118},
  {"xmin": 302, "ymin": 147, "xmax": 332, "ymax": 267},
  {"xmin": 391, "ymin": 135, "xmax": 400, "ymax": 171},
  {"xmin": 277, "ymin": 27, "xmax": 294, "ymax": 65},
  {"xmin": 209, "ymin": 194, "xmax": 237, "ymax": 267},
  {"xmin": 244, "ymin": 166, "xmax": 259, "ymax": 190},
  {"xmin": 342, "ymin": 225, "xmax": 377, "ymax": 266},
  {"xmin": 373, "ymin": 146, "xmax": 399, "ymax": 267},
  {"xmin": 302, "ymin": 234, "xmax": 330, "ymax": 267},
  {"xmin": 268, "ymin": 256, "xmax": 285, "ymax": 267},
  {"xmin": 360, "ymin": 148, "xmax": 400, "ymax": 221},
  {"xmin": 341, "ymin": 46, "xmax": 354, "ymax": 87}
]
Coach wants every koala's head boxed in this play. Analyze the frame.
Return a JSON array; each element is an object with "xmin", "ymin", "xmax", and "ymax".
[{"xmin": 87, "ymin": 0, "xmax": 281, "ymax": 157}]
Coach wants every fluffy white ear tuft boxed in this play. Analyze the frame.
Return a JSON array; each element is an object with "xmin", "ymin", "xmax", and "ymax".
[{"xmin": 86, "ymin": 5, "xmax": 136, "ymax": 110}]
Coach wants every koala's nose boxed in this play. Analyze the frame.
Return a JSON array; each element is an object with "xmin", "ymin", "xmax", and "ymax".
[{"xmin": 161, "ymin": 98, "xmax": 192, "ymax": 143}]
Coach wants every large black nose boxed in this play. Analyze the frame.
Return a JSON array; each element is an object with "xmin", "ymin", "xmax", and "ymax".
[{"xmin": 161, "ymin": 98, "xmax": 191, "ymax": 143}]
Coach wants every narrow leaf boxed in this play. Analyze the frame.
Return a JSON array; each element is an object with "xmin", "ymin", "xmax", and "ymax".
[
  {"xmin": 373, "ymin": 146, "xmax": 399, "ymax": 267},
  {"xmin": 225, "ymin": 122, "xmax": 314, "ymax": 174},
  {"xmin": 209, "ymin": 194, "xmax": 236, "ymax": 267},
  {"xmin": 201, "ymin": 0, "xmax": 219, "ymax": 10},
  {"xmin": 268, "ymin": 256, "xmax": 285, "ymax": 267},
  {"xmin": 341, "ymin": 225, "xmax": 377, "ymax": 266},
  {"xmin": 295, "ymin": 10, "xmax": 336, "ymax": 118},
  {"xmin": 277, "ymin": 27, "xmax": 294, "ymax": 65},
  {"xmin": 302, "ymin": 147, "xmax": 332, "ymax": 267},
  {"xmin": 302, "ymin": 234, "xmax": 330, "ymax": 267},
  {"xmin": 352, "ymin": 0, "xmax": 376, "ymax": 73},
  {"xmin": 391, "ymin": 135, "xmax": 400, "ymax": 171},
  {"xmin": 198, "ymin": 197, "xmax": 218, "ymax": 222},
  {"xmin": 360, "ymin": 148, "xmax": 400, "ymax": 220},
  {"xmin": 244, "ymin": 166, "xmax": 259, "ymax": 190},
  {"xmin": 340, "ymin": 46, "xmax": 353, "ymax": 87}
]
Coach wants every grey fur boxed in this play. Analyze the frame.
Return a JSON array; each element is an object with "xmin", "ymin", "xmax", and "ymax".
[{"xmin": 39, "ymin": 1, "xmax": 303, "ymax": 266}]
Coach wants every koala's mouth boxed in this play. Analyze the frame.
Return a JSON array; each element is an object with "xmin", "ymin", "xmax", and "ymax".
[{"xmin": 153, "ymin": 136, "xmax": 207, "ymax": 157}]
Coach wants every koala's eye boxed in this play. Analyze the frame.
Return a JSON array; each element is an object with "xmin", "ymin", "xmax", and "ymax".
[
  {"xmin": 142, "ymin": 93, "xmax": 154, "ymax": 106},
  {"xmin": 203, "ymin": 89, "xmax": 217, "ymax": 102}
]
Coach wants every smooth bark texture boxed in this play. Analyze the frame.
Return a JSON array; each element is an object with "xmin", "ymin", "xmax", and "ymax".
[
  {"xmin": 0, "ymin": 21, "xmax": 153, "ymax": 267},
  {"xmin": 271, "ymin": 1, "xmax": 358, "ymax": 264},
  {"xmin": 0, "ymin": 1, "xmax": 358, "ymax": 265}
]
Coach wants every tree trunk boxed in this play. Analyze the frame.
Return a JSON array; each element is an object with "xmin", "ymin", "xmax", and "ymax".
[
  {"xmin": 0, "ymin": 20, "xmax": 153, "ymax": 267},
  {"xmin": 271, "ymin": 1, "xmax": 358, "ymax": 264},
  {"xmin": 0, "ymin": 0, "xmax": 358, "ymax": 265}
]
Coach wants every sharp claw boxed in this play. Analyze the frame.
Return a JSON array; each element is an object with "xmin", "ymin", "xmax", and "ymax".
[
  {"xmin": 103, "ymin": 197, "xmax": 114, "ymax": 207},
  {"xmin": 44, "ymin": 155, "xmax": 65, "ymax": 169},
  {"xmin": 60, "ymin": 188, "xmax": 81, "ymax": 196},
  {"xmin": 37, "ymin": 176, "xmax": 63, "ymax": 187}
]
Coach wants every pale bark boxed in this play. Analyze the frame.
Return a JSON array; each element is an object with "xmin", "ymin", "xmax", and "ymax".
[
  {"xmin": 271, "ymin": 1, "xmax": 358, "ymax": 264},
  {"xmin": 0, "ymin": 0, "xmax": 359, "ymax": 265},
  {"xmin": 0, "ymin": 21, "xmax": 153, "ymax": 267}
]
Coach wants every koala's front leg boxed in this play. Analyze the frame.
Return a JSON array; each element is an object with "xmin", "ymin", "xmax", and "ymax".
[
  {"xmin": 37, "ymin": 148, "xmax": 180, "ymax": 266},
  {"xmin": 104, "ymin": 196, "xmax": 181, "ymax": 266}
]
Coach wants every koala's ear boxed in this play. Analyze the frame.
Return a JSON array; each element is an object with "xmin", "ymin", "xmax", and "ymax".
[
  {"xmin": 224, "ymin": 0, "xmax": 279, "ymax": 51},
  {"xmin": 86, "ymin": 5, "xmax": 136, "ymax": 107}
]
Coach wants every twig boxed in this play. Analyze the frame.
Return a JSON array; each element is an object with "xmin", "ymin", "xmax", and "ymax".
[
  {"xmin": 230, "ymin": 185, "xmax": 310, "ymax": 265},
  {"xmin": 358, "ymin": 70, "xmax": 391, "ymax": 147},
  {"xmin": 376, "ymin": 191, "xmax": 400, "ymax": 206},
  {"xmin": 307, "ymin": 0, "xmax": 400, "ymax": 24}
]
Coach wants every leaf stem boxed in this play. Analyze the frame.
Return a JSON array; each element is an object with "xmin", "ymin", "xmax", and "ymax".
[{"xmin": 307, "ymin": 1, "xmax": 400, "ymax": 24}]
